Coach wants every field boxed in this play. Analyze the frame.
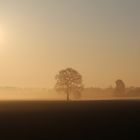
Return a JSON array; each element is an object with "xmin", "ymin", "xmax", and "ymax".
[{"xmin": 0, "ymin": 100, "xmax": 140, "ymax": 139}]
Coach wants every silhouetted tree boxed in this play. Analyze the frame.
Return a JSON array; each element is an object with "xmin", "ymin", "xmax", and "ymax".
[
  {"xmin": 115, "ymin": 79, "xmax": 126, "ymax": 96},
  {"xmin": 127, "ymin": 87, "xmax": 140, "ymax": 97},
  {"xmin": 55, "ymin": 68, "xmax": 83, "ymax": 101}
]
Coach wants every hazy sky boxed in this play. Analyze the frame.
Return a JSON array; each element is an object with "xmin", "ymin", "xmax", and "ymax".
[{"xmin": 0, "ymin": 0, "xmax": 140, "ymax": 88}]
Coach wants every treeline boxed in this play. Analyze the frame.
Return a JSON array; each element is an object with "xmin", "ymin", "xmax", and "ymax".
[
  {"xmin": 55, "ymin": 68, "xmax": 140, "ymax": 100},
  {"xmin": 0, "ymin": 67, "xmax": 139, "ymax": 100},
  {"xmin": 83, "ymin": 87, "xmax": 140, "ymax": 97},
  {"xmin": 126, "ymin": 87, "xmax": 140, "ymax": 97}
]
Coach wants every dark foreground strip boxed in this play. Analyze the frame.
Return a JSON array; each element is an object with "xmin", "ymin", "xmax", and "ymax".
[{"xmin": 0, "ymin": 100, "xmax": 139, "ymax": 139}]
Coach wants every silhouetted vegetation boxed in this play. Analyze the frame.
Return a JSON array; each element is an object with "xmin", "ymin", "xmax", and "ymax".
[
  {"xmin": 114, "ymin": 79, "xmax": 126, "ymax": 96},
  {"xmin": 55, "ymin": 68, "xmax": 84, "ymax": 101},
  {"xmin": 0, "ymin": 78, "xmax": 140, "ymax": 100},
  {"xmin": 127, "ymin": 87, "xmax": 140, "ymax": 97}
]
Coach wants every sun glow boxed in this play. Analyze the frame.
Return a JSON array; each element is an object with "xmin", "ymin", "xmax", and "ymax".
[{"xmin": 0, "ymin": 26, "xmax": 4, "ymax": 44}]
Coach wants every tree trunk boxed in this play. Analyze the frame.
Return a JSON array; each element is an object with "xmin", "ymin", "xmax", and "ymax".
[{"xmin": 66, "ymin": 89, "xmax": 70, "ymax": 101}]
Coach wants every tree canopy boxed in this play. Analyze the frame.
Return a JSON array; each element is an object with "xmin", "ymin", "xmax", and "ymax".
[{"xmin": 55, "ymin": 68, "xmax": 83, "ymax": 101}]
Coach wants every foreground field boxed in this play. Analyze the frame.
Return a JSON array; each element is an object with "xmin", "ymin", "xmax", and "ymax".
[{"xmin": 0, "ymin": 100, "xmax": 140, "ymax": 139}]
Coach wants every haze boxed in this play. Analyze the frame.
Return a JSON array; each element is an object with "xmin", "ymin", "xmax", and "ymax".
[{"xmin": 0, "ymin": 0, "xmax": 140, "ymax": 88}]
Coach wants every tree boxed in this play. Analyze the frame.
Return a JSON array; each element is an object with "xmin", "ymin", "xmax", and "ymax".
[
  {"xmin": 114, "ymin": 79, "xmax": 126, "ymax": 96},
  {"xmin": 55, "ymin": 68, "xmax": 83, "ymax": 101}
]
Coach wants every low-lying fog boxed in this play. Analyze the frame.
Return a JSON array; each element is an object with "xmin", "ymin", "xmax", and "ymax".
[{"xmin": 0, "ymin": 87, "xmax": 140, "ymax": 100}]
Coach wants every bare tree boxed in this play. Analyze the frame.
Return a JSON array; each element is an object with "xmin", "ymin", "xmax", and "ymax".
[{"xmin": 55, "ymin": 68, "xmax": 83, "ymax": 101}]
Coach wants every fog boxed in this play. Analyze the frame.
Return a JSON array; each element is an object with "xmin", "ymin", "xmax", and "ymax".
[{"xmin": 0, "ymin": 87, "xmax": 140, "ymax": 101}]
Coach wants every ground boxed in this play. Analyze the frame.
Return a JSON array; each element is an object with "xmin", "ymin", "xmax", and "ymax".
[{"xmin": 0, "ymin": 100, "xmax": 139, "ymax": 139}]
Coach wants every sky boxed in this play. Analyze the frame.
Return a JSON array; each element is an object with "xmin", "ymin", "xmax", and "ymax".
[{"xmin": 0, "ymin": 0, "xmax": 140, "ymax": 88}]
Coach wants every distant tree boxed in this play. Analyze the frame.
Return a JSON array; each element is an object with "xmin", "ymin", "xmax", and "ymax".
[
  {"xmin": 55, "ymin": 68, "xmax": 84, "ymax": 101},
  {"xmin": 115, "ymin": 79, "xmax": 126, "ymax": 96},
  {"xmin": 127, "ymin": 87, "xmax": 140, "ymax": 97}
]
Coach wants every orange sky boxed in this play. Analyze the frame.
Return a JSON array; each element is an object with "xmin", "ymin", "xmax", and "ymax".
[{"xmin": 0, "ymin": 0, "xmax": 140, "ymax": 88}]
